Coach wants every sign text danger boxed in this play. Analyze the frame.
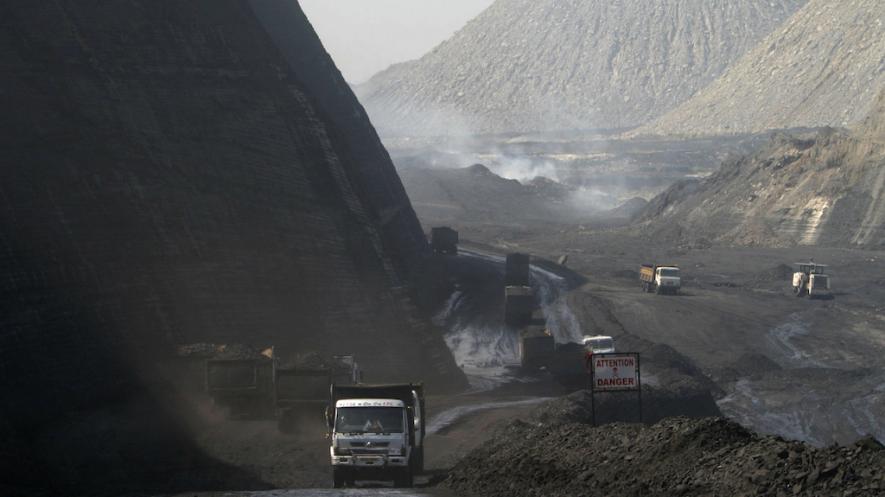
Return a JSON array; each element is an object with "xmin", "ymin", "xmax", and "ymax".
[{"xmin": 591, "ymin": 353, "xmax": 640, "ymax": 392}]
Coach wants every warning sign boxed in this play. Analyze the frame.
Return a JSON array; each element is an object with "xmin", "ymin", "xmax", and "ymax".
[{"xmin": 590, "ymin": 353, "xmax": 640, "ymax": 392}]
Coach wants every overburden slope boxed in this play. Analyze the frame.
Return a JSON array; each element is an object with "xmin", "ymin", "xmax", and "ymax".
[
  {"xmin": 646, "ymin": 0, "xmax": 885, "ymax": 135},
  {"xmin": 0, "ymin": 0, "xmax": 463, "ymax": 494},
  {"xmin": 357, "ymin": 0, "xmax": 805, "ymax": 136},
  {"xmin": 636, "ymin": 91, "xmax": 885, "ymax": 248}
]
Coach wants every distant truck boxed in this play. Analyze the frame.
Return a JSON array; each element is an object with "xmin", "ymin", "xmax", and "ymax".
[
  {"xmin": 639, "ymin": 264, "xmax": 681, "ymax": 294},
  {"xmin": 519, "ymin": 327, "xmax": 555, "ymax": 369},
  {"xmin": 430, "ymin": 227, "xmax": 458, "ymax": 255},
  {"xmin": 327, "ymin": 383, "xmax": 425, "ymax": 488},
  {"xmin": 273, "ymin": 351, "xmax": 362, "ymax": 433},
  {"xmin": 505, "ymin": 253, "xmax": 531, "ymax": 286},
  {"xmin": 504, "ymin": 285, "xmax": 535, "ymax": 326},
  {"xmin": 205, "ymin": 355, "xmax": 273, "ymax": 419},
  {"xmin": 582, "ymin": 335, "xmax": 615, "ymax": 355},
  {"xmin": 792, "ymin": 262, "xmax": 831, "ymax": 298}
]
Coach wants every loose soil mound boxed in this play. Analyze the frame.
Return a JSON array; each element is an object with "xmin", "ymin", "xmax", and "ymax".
[{"xmin": 445, "ymin": 416, "xmax": 884, "ymax": 497}]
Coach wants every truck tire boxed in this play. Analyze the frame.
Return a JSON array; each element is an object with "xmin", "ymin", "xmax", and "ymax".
[
  {"xmin": 655, "ymin": 285, "xmax": 661, "ymax": 295},
  {"xmin": 332, "ymin": 467, "xmax": 346, "ymax": 488}
]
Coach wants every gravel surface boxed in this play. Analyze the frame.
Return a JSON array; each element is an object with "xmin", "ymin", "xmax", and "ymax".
[{"xmin": 445, "ymin": 416, "xmax": 885, "ymax": 497}]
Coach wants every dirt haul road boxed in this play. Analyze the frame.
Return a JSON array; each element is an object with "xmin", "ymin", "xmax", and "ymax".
[{"xmin": 483, "ymin": 229, "xmax": 885, "ymax": 446}]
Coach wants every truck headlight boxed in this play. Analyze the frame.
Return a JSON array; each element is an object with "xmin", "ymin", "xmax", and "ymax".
[{"xmin": 333, "ymin": 447, "xmax": 351, "ymax": 456}]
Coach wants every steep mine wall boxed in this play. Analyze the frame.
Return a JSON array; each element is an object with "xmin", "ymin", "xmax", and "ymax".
[
  {"xmin": 0, "ymin": 1, "xmax": 463, "ymax": 494},
  {"xmin": 636, "ymin": 92, "xmax": 885, "ymax": 248},
  {"xmin": 247, "ymin": 0, "xmax": 428, "ymax": 276}
]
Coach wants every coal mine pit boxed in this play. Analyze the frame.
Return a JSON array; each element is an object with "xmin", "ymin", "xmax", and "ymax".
[{"xmin": 6, "ymin": 1, "xmax": 885, "ymax": 496}]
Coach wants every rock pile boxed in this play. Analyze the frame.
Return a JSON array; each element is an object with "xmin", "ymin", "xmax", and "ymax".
[
  {"xmin": 445, "ymin": 416, "xmax": 884, "ymax": 497},
  {"xmin": 635, "ymin": 94, "xmax": 885, "ymax": 248},
  {"xmin": 357, "ymin": 0, "xmax": 805, "ymax": 136},
  {"xmin": 645, "ymin": 0, "xmax": 885, "ymax": 136}
]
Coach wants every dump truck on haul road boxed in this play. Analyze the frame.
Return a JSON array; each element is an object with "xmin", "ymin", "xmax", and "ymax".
[
  {"xmin": 430, "ymin": 227, "xmax": 458, "ymax": 255},
  {"xmin": 792, "ymin": 262, "xmax": 831, "ymax": 298},
  {"xmin": 639, "ymin": 264, "xmax": 681, "ymax": 294},
  {"xmin": 505, "ymin": 253, "xmax": 531, "ymax": 286},
  {"xmin": 504, "ymin": 285, "xmax": 535, "ymax": 326},
  {"xmin": 519, "ymin": 327, "xmax": 555, "ymax": 369},
  {"xmin": 327, "ymin": 383, "xmax": 425, "ymax": 488},
  {"xmin": 273, "ymin": 350, "xmax": 362, "ymax": 432},
  {"xmin": 582, "ymin": 335, "xmax": 615, "ymax": 354}
]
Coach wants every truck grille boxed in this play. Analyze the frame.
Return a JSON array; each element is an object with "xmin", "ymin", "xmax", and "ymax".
[
  {"xmin": 349, "ymin": 441, "xmax": 389, "ymax": 448},
  {"xmin": 351, "ymin": 448, "xmax": 389, "ymax": 455}
]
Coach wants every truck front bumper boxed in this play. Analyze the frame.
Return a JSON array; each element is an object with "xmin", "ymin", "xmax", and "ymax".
[{"xmin": 331, "ymin": 455, "xmax": 408, "ymax": 467}]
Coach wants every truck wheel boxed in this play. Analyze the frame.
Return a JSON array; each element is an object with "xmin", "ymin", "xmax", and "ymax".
[
  {"xmin": 332, "ymin": 467, "xmax": 346, "ymax": 488},
  {"xmin": 655, "ymin": 285, "xmax": 661, "ymax": 295}
]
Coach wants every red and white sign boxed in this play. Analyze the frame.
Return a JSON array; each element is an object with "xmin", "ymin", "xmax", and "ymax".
[{"xmin": 590, "ymin": 353, "xmax": 640, "ymax": 391}]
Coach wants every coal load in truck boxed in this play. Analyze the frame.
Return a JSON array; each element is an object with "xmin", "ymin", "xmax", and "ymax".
[
  {"xmin": 176, "ymin": 343, "xmax": 273, "ymax": 419},
  {"xmin": 430, "ymin": 227, "xmax": 458, "ymax": 255},
  {"xmin": 505, "ymin": 253, "xmax": 531, "ymax": 286},
  {"xmin": 272, "ymin": 350, "xmax": 360, "ymax": 433}
]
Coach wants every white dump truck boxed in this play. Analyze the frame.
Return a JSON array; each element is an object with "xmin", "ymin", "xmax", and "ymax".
[
  {"xmin": 792, "ymin": 262, "xmax": 831, "ymax": 298},
  {"xmin": 582, "ymin": 335, "xmax": 615, "ymax": 354},
  {"xmin": 639, "ymin": 264, "xmax": 681, "ymax": 294},
  {"xmin": 327, "ymin": 383, "xmax": 425, "ymax": 488}
]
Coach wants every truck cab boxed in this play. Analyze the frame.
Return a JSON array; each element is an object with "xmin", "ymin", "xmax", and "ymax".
[
  {"xmin": 792, "ymin": 262, "xmax": 830, "ymax": 298},
  {"xmin": 328, "ymin": 384, "xmax": 424, "ymax": 488},
  {"xmin": 655, "ymin": 266, "xmax": 681, "ymax": 292},
  {"xmin": 582, "ymin": 335, "xmax": 615, "ymax": 354}
]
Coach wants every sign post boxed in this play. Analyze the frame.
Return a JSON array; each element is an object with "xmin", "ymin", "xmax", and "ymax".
[{"xmin": 586, "ymin": 352, "xmax": 642, "ymax": 425}]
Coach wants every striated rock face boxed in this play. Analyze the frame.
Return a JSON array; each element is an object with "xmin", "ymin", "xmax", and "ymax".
[
  {"xmin": 645, "ymin": 0, "xmax": 885, "ymax": 136},
  {"xmin": 356, "ymin": 0, "xmax": 806, "ymax": 136},
  {"xmin": 0, "ymin": 0, "xmax": 463, "ymax": 493},
  {"xmin": 636, "ymin": 92, "xmax": 885, "ymax": 248}
]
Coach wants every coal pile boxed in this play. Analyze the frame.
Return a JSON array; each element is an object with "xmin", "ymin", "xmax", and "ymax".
[{"xmin": 445, "ymin": 416, "xmax": 885, "ymax": 497}]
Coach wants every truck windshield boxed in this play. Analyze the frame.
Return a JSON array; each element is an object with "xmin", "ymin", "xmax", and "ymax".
[
  {"xmin": 335, "ymin": 407, "xmax": 404, "ymax": 434},
  {"xmin": 590, "ymin": 339, "xmax": 613, "ymax": 351},
  {"xmin": 660, "ymin": 268, "xmax": 680, "ymax": 277}
]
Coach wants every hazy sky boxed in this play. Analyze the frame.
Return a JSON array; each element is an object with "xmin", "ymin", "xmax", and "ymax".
[{"xmin": 299, "ymin": 0, "xmax": 495, "ymax": 84}]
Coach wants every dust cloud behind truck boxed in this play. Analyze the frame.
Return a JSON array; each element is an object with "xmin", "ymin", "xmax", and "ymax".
[{"xmin": 327, "ymin": 383, "xmax": 425, "ymax": 488}]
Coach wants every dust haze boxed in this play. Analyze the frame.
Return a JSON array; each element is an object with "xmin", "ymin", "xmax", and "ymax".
[{"xmin": 4, "ymin": 1, "xmax": 885, "ymax": 497}]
